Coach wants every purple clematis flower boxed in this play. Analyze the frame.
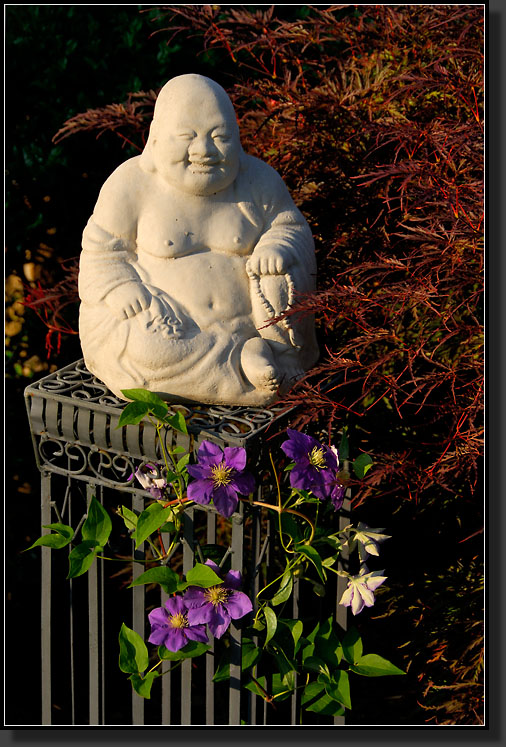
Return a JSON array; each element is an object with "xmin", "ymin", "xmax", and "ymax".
[
  {"xmin": 133, "ymin": 463, "xmax": 167, "ymax": 500},
  {"xmin": 148, "ymin": 595, "xmax": 208, "ymax": 652},
  {"xmin": 338, "ymin": 568, "xmax": 387, "ymax": 616},
  {"xmin": 186, "ymin": 441, "xmax": 255, "ymax": 518},
  {"xmin": 281, "ymin": 429, "xmax": 345, "ymax": 510},
  {"xmin": 184, "ymin": 560, "xmax": 253, "ymax": 639}
]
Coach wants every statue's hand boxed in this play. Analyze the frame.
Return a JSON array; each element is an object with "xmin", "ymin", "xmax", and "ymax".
[
  {"xmin": 105, "ymin": 282, "xmax": 152, "ymax": 320},
  {"xmin": 246, "ymin": 246, "xmax": 293, "ymax": 277}
]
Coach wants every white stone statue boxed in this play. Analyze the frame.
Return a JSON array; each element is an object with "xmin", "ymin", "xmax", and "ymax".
[{"xmin": 78, "ymin": 74, "xmax": 318, "ymax": 406}]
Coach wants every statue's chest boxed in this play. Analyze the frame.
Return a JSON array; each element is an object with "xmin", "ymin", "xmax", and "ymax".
[{"xmin": 137, "ymin": 199, "xmax": 262, "ymax": 258}]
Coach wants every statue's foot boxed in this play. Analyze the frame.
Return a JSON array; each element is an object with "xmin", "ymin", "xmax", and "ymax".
[
  {"xmin": 241, "ymin": 337, "xmax": 280, "ymax": 393},
  {"xmin": 256, "ymin": 340, "xmax": 305, "ymax": 393},
  {"xmin": 275, "ymin": 358, "xmax": 304, "ymax": 394}
]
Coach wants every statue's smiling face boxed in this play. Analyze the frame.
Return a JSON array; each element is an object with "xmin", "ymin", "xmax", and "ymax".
[{"xmin": 150, "ymin": 84, "xmax": 241, "ymax": 196}]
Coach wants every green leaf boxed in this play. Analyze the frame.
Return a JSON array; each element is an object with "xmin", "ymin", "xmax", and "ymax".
[
  {"xmin": 135, "ymin": 503, "xmax": 174, "ymax": 549},
  {"xmin": 25, "ymin": 523, "xmax": 74, "ymax": 551},
  {"xmin": 117, "ymin": 401, "xmax": 150, "ymax": 427},
  {"xmin": 323, "ymin": 669, "xmax": 351, "ymax": 709},
  {"xmin": 26, "ymin": 534, "xmax": 70, "ymax": 550},
  {"xmin": 158, "ymin": 641, "xmax": 209, "ymax": 661},
  {"xmin": 159, "ymin": 521, "xmax": 176, "ymax": 534},
  {"xmin": 213, "ymin": 637, "xmax": 261, "ymax": 682},
  {"xmin": 175, "ymin": 453, "xmax": 190, "ymax": 472},
  {"xmin": 67, "ymin": 540, "xmax": 98, "ymax": 578},
  {"xmin": 128, "ymin": 566, "xmax": 179, "ymax": 594},
  {"xmin": 280, "ymin": 513, "xmax": 304, "ymax": 544},
  {"xmin": 281, "ymin": 669, "xmax": 296, "ymax": 694},
  {"xmin": 302, "ymin": 655, "xmax": 329, "ymax": 675},
  {"xmin": 244, "ymin": 675, "xmax": 268, "ymax": 697},
  {"xmin": 308, "ymin": 616, "xmax": 343, "ymax": 667},
  {"xmin": 245, "ymin": 674, "xmax": 293, "ymax": 702},
  {"xmin": 271, "ymin": 672, "xmax": 294, "ymax": 701},
  {"xmin": 180, "ymin": 562, "xmax": 223, "ymax": 590},
  {"xmin": 212, "ymin": 654, "xmax": 231, "ymax": 683},
  {"xmin": 352, "ymin": 453, "xmax": 373, "ymax": 479},
  {"xmin": 43, "ymin": 523, "xmax": 74, "ymax": 539},
  {"xmin": 270, "ymin": 642, "xmax": 298, "ymax": 680},
  {"xmin": 129, "ymin": 671, "xmax": 159, "ymax": 699},
  {"xmin": 338, "ymin": 428, "xmax": 349, "ymax": 461},
  {"xmin": 278, "ymin": 618, "xmax": 304, "ymax": 654},
  {"xmin": 350, "ymin": 653, "xmax": 406, "ymax": 677},
  {"xmin": 119, "ymin": 623, "xmax": 149, "ymax": 674},
  {"xmin": 118, "ymin": 505, "xmax": 138, "ymax": 533},
  {"xmin": 121, "ymin": 388, "xmax": 169, "ymax": 413},
  {"xmin": 263, "ymin": 606, "xmax": 277, "ymax": 647},
  {"xmin": 242, "ymin": 636, "xmax": 262, "ymax": 671},
  {"xmin": 82, "ymin": 497, "xmax": 112, "ymax": 547},
  {"xmin": 271, "ymin": 570, "xmax": 293, "ymax": 606},
  {"xmin": 164, "ymin": 410, "xmax": 188, "ymax": 435},
  {"xmin": 301, "ymin": 681, "xmax": 345, "ymax": 716},
  {"xmin": 296, "ymin": 544, "xmax": 327, "ymax": 583},
  {"xmin": 342, "ymin": 627, "xmax": 363, "ymax": 665}
]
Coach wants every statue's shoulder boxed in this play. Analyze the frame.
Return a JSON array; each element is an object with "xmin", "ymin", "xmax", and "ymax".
[
  {"xmin": 92, "ymin": 156, "xmax": 145, "ymax": 233},
  {"xmin": 98, "ymin": 156, "xmax": 146, "ymax": 198},
  {"xmin": 239, "ymin": 153, "xmax": 295, "ymax": 212},
  {"xmin": 240, "ymin": 153, "xmax": 284, "ymax": 186}
]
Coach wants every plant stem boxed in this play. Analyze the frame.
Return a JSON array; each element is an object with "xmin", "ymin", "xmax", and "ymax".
[
  {"xmin": 268, "ymin": 451, "xmax": 293, "ymax": 554},
  {"xmin": 239, "ymin": 497, "xmax": 315, "ymax": 545}
]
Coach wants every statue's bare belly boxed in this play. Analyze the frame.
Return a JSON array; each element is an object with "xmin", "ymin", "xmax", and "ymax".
[{"xmin": 134, "ymin": 248, "xmax": 254, "ymax": 334}]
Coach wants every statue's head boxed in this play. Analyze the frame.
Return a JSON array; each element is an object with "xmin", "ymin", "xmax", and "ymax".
[{"xmin": 140, "ymin": 74, "xmax": 242, "ymax": 196}]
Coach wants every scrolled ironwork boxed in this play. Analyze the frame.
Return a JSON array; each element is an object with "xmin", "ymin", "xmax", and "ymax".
[
  {"xmin": 39, "ymin": 437, "xmax": 89, "ymax": 475},
  {"xmin": 87, "ymin": 448, "xmax": 137, "ymax": 487}
]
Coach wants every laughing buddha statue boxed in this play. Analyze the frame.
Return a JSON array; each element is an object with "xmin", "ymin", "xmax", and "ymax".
[{"xmin": 78, "ymin": 74, "xmax": 318, "ymax": 406}]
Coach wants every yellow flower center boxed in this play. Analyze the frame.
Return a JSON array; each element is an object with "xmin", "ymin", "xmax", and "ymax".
[
  {"xmin": 204, "ymin": 585, "xmax": 230, "ymax": 607},
  {"xmin": 211, "ymin": 461, "xmax": 233, "ymax": 487},
  {"xmin": 309, "ymin": 446, "xmax": 326, "ymax": 470},
  {"xmin": 169, "ymin": 612, "xmax": 188, "ymax": 629}
]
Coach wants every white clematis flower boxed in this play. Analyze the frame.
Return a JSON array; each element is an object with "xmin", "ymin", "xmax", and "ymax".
[
  {"xmin": 339, "ymin": 567, "xmax": 388, "ymax": 616},
  {"xmin": 348, "ymin": 522, "xmax": 391, "ymax": 562}
]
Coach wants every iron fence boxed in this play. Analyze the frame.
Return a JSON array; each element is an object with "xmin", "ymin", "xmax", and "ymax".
[{"xmin": 24, "ymin": 360, "xmax": 349, "ymax": 726}]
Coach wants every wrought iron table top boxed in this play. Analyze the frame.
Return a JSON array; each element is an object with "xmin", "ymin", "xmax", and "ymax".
[{"xmin": 25, "ymin": 358, "xmax": 293, "ymax": 446}]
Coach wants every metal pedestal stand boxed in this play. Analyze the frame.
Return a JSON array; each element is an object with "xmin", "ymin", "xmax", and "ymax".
[{"xmin": 25, "ymin": 359, "xmax": 349, "ymax": 726}]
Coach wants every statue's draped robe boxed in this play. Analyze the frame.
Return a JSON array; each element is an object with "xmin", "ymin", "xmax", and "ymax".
[{"xmin": 78, "ymin": 154, "xmax": 318, "ymax": 404}]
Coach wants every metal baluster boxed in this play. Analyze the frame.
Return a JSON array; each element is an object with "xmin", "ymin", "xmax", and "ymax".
[
  {"xmin": 161, "ymin": 578, "xmax": 172, "ymax": 725},
  {"xmin": 100, "ymin": 487, "xmax": 106, "ymax": 724},
  {"xmin": 87, "ymin": 483, "xmax": 100, "ymax": 725},
  {"xmin": 249, "ymin": 490, "xmax": 263, "ymax": 725},
  {"xmin": 291, "ymin": 576, "xmax": 300, "ymax": 725},
  {"xmin": 264, "ymin": 512, "xmax": 276, "ymax": 726},
  {"xmin": 69, "ymin": 485, "xmax": 76, "ymax": 727},
  {"xmin": 131, "ymin": 491, "xmax": 145, "ymax": 725},
  {"xmin": 41, "ymin": 471, "xmax": 52, "ymax": 725},
  {"xmin": 206, "ymin": 511, "xmax": 216, "ymax": 725},
  {"xmin": 228, "ymin": 506, "xmax": 244, "ymax": 725},
  {"xmin": 334, "ymin": 490, "xmax": 351, "ymax": 726},
  {"xmin": 181, "ymin": 508, "xmax": 195, "ymax": 725}
]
